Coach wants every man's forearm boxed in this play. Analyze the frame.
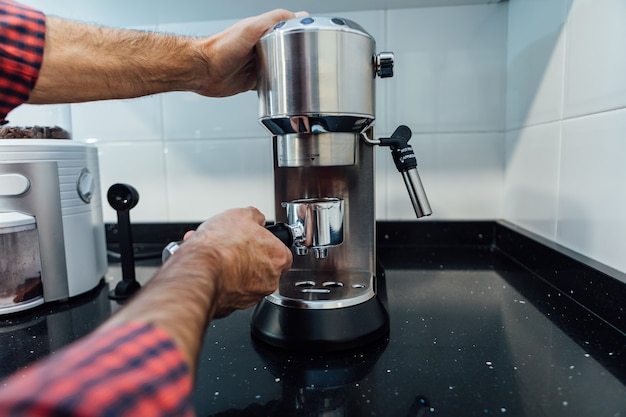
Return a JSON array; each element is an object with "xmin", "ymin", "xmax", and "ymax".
[
  {"xmin": 29, "ymin": 16, "xmax": 205, "ymax": 104},
  {"xmin": 99, "ymin": 244, "xmax": 220, "ymax": 375},
  {"xmin": 97, "ymin": 207, "xmax": 292, "ymax": 376}
]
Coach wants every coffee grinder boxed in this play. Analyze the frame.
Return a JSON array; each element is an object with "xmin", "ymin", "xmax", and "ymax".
[{"xmin": 250, "ymin": 16, "xmax": 432, "ymax": 351}]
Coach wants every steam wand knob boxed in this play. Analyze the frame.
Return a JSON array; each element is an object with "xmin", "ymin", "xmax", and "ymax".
[
  {"xmin": 375, "ymin": 52, "xmax": 394, "ymax": 78},
  {"xmin": 107, "ymin": 183, "xmax": 141, "ymax": 301},
  {"xmin": 380, "ymin": 125, "xmax": 432, "ymax": 218}
]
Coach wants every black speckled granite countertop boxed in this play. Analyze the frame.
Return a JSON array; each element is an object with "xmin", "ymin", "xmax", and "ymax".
[{"xmin": 1, "ymin": 222, "xmax": 624, "ymax": 417}]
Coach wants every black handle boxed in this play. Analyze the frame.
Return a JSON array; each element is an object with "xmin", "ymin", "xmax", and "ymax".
[
  {"xmin": 107, "ymin": 183, "xmax": 139, "ymax": 211},
  {"xmin": 162, "ymin": 223, "xmax": 294, "ymax": 264},
  {"xmin": 379, "ymin": 125, "xmax": 417, "ymax": 174},
  {"xmin": 116, "ymin": 210, "xmax": 136, "ymax": 284},
  {"xmin": 107, "ymin": 183, "xmax": 141, "ymax": 300},
  {"xmin": 265, "ymin": 223, "xmax": 294, "ymax": 248}
]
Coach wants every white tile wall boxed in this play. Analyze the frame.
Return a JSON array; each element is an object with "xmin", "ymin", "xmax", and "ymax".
[
  {"xmin": 505, "ymin": 0, "xmax": 626, "ymax": 277},
  {"xmin": 386, "ymin": 5, "xmax": 508, "ymax": 134},
  {"xmin": 505, "ymin": 0, "xmax": 568, "ymax": 129},
  {"xmin": 71, "ymin": 96, "xmax": 163, "ymax": 142},
  {"xmin": 564, "ymin": 0, "xmax": 626, "ymax": 118},
  {"xmin": 382, "ymin": 5, "xmax": 507, "ymax": 220},
  {"xmin": 504, "ymin": 123, "xmax": 561, "ymax": 240},
  {"xmin": 164, "ymin": 138, "xmax": 274, "ymax": 222},
  {"xmin": 16, "ymin": 0, "xmax": 626, "ymax": 280},
  {"xmin": 162, "ymin": 91, "xmax": 264, "ymax": 140},
  {"xmin": 558, "ymin": 109, "xmax": 626, "ymax": 275},
  {"xmin": 6, "ymin": 103, "xmax": 72, "ymax": 129},
  {"xmin": 11, "ymin": 1, "xmax": 626, "ymax": 279},
  {"xmin": 9, "ymin": 5, "xmax": 509, "ymax": 226},
  {"xmin": 96, "ymin": 141, "xmax": 168, "ymax": 222},
  {"xmin": 18, "ymin": 0, "xmax": 159, "ymax": 27}
]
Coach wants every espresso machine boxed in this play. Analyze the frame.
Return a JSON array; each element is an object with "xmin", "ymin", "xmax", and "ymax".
[{"xmin": 250, "ymin": 16, "xmax": 431, "ymax": 351}]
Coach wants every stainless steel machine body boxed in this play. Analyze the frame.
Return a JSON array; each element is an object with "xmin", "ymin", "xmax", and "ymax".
[
  {"xmin": 257, "ymin": 17, "xmax": 381, "ymax": 145},
  {"xmin": 251, "ymin": 16, "xmax": 430, "ymax": 351},
  {"xmin": 270, "ymin": 136, "xmax": 376, "ymax": 310}
]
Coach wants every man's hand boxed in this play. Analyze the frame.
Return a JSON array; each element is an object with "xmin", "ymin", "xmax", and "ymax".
[
  {"xmin": 100, "ymin": 207, "xmax": 292, "ymax": 374},
  {"xmin": 192, "ymin": 9, "xmax": 307, "ymax": 97},
  {"xmin": 180, "ymin": 207, "xmax": 293, "ymax": 318}
]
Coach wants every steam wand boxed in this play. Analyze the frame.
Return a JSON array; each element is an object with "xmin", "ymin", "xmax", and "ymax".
[{"xmin": 362, "ymin": 125, "xmax": 432, "ymax": 218}]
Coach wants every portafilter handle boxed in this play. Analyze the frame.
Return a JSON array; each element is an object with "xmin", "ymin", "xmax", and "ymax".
[
  {"xmin": 161, "ymin": 223, "xmax": 302, "ymax": 264},
  {"xmin": 378, "ymin": 125, "xmax": 432, "ymax": 218}
]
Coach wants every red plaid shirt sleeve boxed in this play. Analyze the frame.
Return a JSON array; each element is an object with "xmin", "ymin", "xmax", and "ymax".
[
  {"xmin": 0, "ymin": 322, "xmax": 195, "ymax": 417},
  {"xmin": 0, "ymin": 0, "xmax": 45, "ymax": 124}
]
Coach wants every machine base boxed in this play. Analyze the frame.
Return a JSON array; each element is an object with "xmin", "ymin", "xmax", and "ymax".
[
  {"xmin": 250, "ymin": 295, "xmax": 389, "ymax": 352},
  {"xmin": 251, "ymin": 265, "xmax": 389, "ymax": 352}
]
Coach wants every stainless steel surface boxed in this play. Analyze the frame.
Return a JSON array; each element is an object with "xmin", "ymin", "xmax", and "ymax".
[
  {"xmin": 276, "ymin": 133, "xmax": 357, "ymax": 167},
  {"xmin": 284, "ymin": 223, "xmax": 305, "ymax": 246},
  {"xmin": 282, "ymin": 197, "xmax": 344, "ymax": 259},
  {"xmin": 255, "ymin": 16, "xmax": 389, "ymax": 311},
  {"xmin": 251, "ymin": 15, "xmax": 429, "ymax": 349},
  {"xmin": 359, "ymin": 129, "xmax": 381, "ymax": 145},
  {"xmin": 257, "ymin": 16, "xmax": 385, "ymax": 138},
  {"xmin": 402, "ymin": 168, "xmax": 432, "ymax": 218},
  {"xmin": 0, "ymin": 162, "xmax": 70, "ymax": 301},
  {"xmin": 262, "ymin": 116, "xmax": 372, "ymax": 138},
  {"xmin": 375, "ymin": 51, "xmax": 395, "ymax": 78},
  {"xmin": 252, "ymin": 13, "xmax": 427, "ymax": 335},
  {"xmin": 266, "ymin": 270, "xmax": 375, "ymax": 309},
  {"xmin": 256, "ymin": 15, "xmax": 430, "ymax": 224},
  {"xmin": 269, "ymin": 135, "xmax": 376, "ymax": 309},
  {"xmin": 162, "ymin": 240, "xmax": 181, "ymax": 264}
]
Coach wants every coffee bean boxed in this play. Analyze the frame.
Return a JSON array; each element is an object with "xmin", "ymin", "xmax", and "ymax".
[{"xmin": 0, "ymin": 125, "xmax": 71, "ymax": 139}]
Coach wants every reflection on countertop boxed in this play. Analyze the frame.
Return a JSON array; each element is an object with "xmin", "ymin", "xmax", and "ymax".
[
  {"xmin": 0, "ymin": 262, "xmax": 158, "ymax": 377},
  {"xmin": 0, "ymin": 222, "xmax": 624, "ymax": 417}
]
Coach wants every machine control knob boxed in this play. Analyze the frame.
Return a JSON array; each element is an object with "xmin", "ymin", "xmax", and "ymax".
[
  {"xmin": 376, "ymin": 52, "xmax": 394, "ymax": 78},
  {"xmin": 77, "ymin": 168, "xmax": 94, "ymax": 203}
]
